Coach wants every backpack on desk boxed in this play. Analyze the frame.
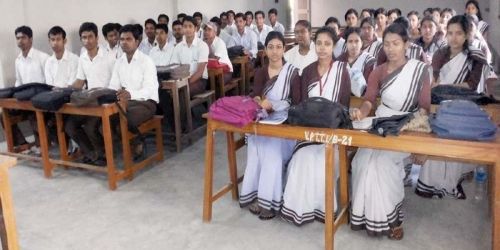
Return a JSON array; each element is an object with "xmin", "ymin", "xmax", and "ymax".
[
  {"xmin": 70, "ymin": 88, "xmax": 117, "ymax": 107},
  {"xmin": 13, "ymin": 83, "xmax": 53, "ymax": 101},
  {"xmin": 31, "ymin": 87, "xmax": 76, "ymax": 111},
  {"xmin": 209, "ymin": 96, "xmax": 260, "ymax": 127}
]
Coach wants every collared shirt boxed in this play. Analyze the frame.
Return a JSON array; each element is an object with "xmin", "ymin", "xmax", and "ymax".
[
  {"xmin": 253, "ymin": 24, "xmax": 273, "ymax": 45},
  {"xmin": 44, "ymin": 49, "xmax": 79, "ymax": 88},
  {"xmin": 15, "ymin": 47, "xmax": 49, "ymax": 86},
  {"xmin": 224, "ymin": 22, "xmax": 237, "ymax": 36},
  {"xmin": 149, "ymin": 42, "xmax": 175, "ymax": 66},
  {"xmin": 227, "ymin": 28, "xmax": 258, "ymax": 58},
  {"xmin": 104, "ymin": 43, "xmax": 123, "ymax": 60},
  {"xmin": 171, "ymin": 36, "xmax": 209, "ymax": 79},
  {"xmin": 208, "ymin": 36, "xmax": 233, "ymax": 72},
  {"xmin": 219, "ymin": 29, "xmax": 233, "ymax": 46},
  {"xmin": 284, "ymin": 42, "xmax": 318, "ymax": 75},
  {"xmin": 76, "ymin": 47, "xmax": 115, "ymax": 89},
  {"xmin": 270, "ymin": 21, "xmax": 285, "ymax": 34},
  {"xmin": 138, "ymin": 38, "xmax": 157, "ymax": 55},
  {"xmin": 109, "ymin": 50, "xmax": 158, "ymax": 102},
  {"xmin": 246, "ymin": 23, "xmax": 256, "ymax": 31}
]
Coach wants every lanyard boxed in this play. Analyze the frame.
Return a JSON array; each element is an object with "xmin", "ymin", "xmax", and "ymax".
[{"xmin": 319, "ymin": 61, "xmax": 334, "ymax": 96}]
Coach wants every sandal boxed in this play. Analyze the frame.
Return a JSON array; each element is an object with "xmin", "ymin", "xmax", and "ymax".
[
  {"xmin": 248, "ymin": 200, "xmax": 261, "ymax": 215},
  {"xmin": 258, "ymin": 209, "xmax": 276, "ymax": 220},
  {"xmin": 388, "ymin": 226, "xmax": 404, "ymax": 240}
]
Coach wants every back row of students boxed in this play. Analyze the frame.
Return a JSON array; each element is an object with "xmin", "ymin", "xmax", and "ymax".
[{"xmin": 240, "ymin": 13, "xmax": 496, "ymax": 243}]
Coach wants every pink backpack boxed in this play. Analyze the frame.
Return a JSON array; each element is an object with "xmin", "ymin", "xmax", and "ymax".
[{"xmin": 209, "ymin": 96, "xmax": 260, "ymax": 127}]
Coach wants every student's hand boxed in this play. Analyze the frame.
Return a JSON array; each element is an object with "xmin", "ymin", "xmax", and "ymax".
[
  {"xmin": 411, "ymin": 154, "xmax": 428, "ymax": 165},
  {"xmin": 349, "ymin": 108, "xmax": 364, "ymax": 121},
  {"xmin": 117, "ymin": 89, "xmax": 131, "ymax": 101},
  {"xmin": 260, "ymin": 99, "xmax": 273, "ymax": 111}
]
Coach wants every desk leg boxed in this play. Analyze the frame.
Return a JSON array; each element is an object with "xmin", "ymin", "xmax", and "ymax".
[
  {"xmin": 203, "ymin": 123, "xmax": 215, "ymax": 222},
  {"xmin": 0, "ymin": 163, "xmax": 19, "ymax": 250},
  {"xmin": 226, "ymin": 132, "xmax": 239, "ymax": 200},
  {"xmin": 35, "ymin": 111, "xmax": 52, "ymax": 178},
  {"xmin": 55, "ymin": 114, "xmax": 69, "ymax": 167},
  {"xmin": 493, "ymin": 160, "xmax": 500, "ymax": 250},
  {"xmin": 171, "ymin": 87, "xmax": 182, "ymax": 153},
  {"xmin": 101, "ymin": 114, "xmax": 117, "ymax": 190},
  {"xmin": 119, "ymin": 110, "xmax": 133, "ymax": 180},
  {"xmin": 338, "ymin": 145, "xmax": 348, "ymax": 225},
  {"xmin": 184, "ymin": 86, "xmax": 193, "ymax": 138},
  {"xmin": 1, "ymin": 110, "xmax": 14, "ymax": 153},
  {"xmin": 325, "ymin": 143, "xmax": 335, "ymax": 250}
]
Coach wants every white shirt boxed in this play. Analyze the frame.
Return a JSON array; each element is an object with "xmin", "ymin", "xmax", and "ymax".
[
  {"xmin": 253, "ymin": 24, "xmax": 273, "ymax": 45},
  {"xmin": 138, "ymin": 38, "xmax": 157, "ymax": 55},
  {"xmin": 149, "ymin": 43, "xmax": 175, "ymax": 66},
  {"xmin": 219, "ymin": 29, "xmax": 233, "ymax": 46},
  {"xmin": 246, "ymin": 23, "xmax": 256, "ymax": 31},
  {"xmin": 208, "ymin": 37, "xmax": 233, "ymax": 72},
  {"xmin": 224, "ymin": 23, "xmax": 237, "ymax": 36},
  {"xmin": 15, "ymin": 47, "xmax": 49, "ymax": 86},
  {"xmin": 104, "ymin": 43, "xmax": 123, "ymax": 60},
  {"xmin": 227, "ymin": 28, "xmax": 258, "ymax": 58},
  {"xmin": 171, "ymin": 36, "xmax": 209, "ymax": 79},
  {"xmin": 109, "ymin": 50, "xmax": 159, "ymax": 102},
  {"xmin": 334, "ymin": 37, "xmax": 346, "ymax": 58},
  {"xmin": 44, "ymin": 49, "xmax": 79, "ymax": 88},
  {"xmin": 284, "ymin": 42, "xmax": 318, "ymax": 75},
  {"xmin": 270, "ymin": 21, "xmax": 285, "ymax": 34},
  {"xmin": 76, "ymin": 47, "xmax": 115, "ymax": 89}
]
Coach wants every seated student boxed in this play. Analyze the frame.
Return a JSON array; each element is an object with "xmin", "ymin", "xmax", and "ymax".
[
  {"xmin": 345, "ymin": 8, "xmax": 359, "ymax": 28},
  {"xmin": 387, "ymin": 8, "xmax": 401, "ymax": 25},
  {"xmin": 109, "ymin": 24, "xmax": 158, "ymax": 156},
  {"xmin": 149, "ymin": 24, "xmax": 174, "ymax": 66},
  {"xmin": 467, "ymin": 15, "xmax": 492, "ymax": 65},
  {"xmin": 227, "ymin": 12, "xmax": 258, "ymax": 59},
  {"xmin": 210, "ymin": 17, "xmax": 232, "ymax": 47},
  {"xmin": 415, "ymin": 15, "xmax": 491, "ymax": 199},
  {"xmin": 171, "ymin": 20, "xmax": 184, "ymax": 46},
  {"xmin": 423, "ymin": 7, "xmax": 433, "ymax": 17},
  {"xmin": 268, "ymin": 8, "xmax": 285, "ymax": 34},
  {"xmin": 66, "ymin": 22, "xmax": 115, "ymax": 165},
  {"xmin": 284, "ymin": 20, "xmax": 317, "ymax": 75},
  {"xmin": 325, "ymin": 17, "xmax": 345, "ymax": 58},
  {"xmin": 177, "ymin": 13, "xmax": 187, "ymax": 23},
  {"xmin": 407, "ymin": 11, "xmax": 420, "ymax": 41},
  {"xmin": 138, "ymin": 19, "xmax": 157, "ymax": 55},
  {"xmin": 414, "ymin": 16, "xmax": 446, "ymax": 64},
  {"xmin": 5, "ymin": 26, "xmax": 49, "ymax": 153},
  {"xmin": 220, "ymin": 12, "xmax": 228, "ymax": 30},
  {"xmin": 336, "ymin": 27, "xmax": 376, "ymax": 96},
  {"xmin": 102, "ymin": 23, "xmax": 123, "ymax": 60},
  {"xmin": 224, "ymin": 10, "xmax": 237, "ymax": 35},
  {"xmin": 376, "ymin": 17, "xmax": 428, "ymax": 65},
  {"xmin": 281, "ymin": 26, "xmax": 351, "ymax": 226},
  {"xmin": 374, "ymin": 8, "xmax": 388, "ymax": 39},
  {"xmin": 360, "ymin": 17, "xmax": 383, "ymax": 57},
  {"xmin": 438, "ymin": 8, "xmax": 455, "ymax": 39},
  {"xmin": 239, "ymin": 31, "xmax": 300, "ymax": 220},
  {"xmin": 360, "ymin": 8, "xmax": 374, "ymax": 19},
  {"xmin": 45, "ymin": 26, "xmax": 79, "ymax": 88},
  {"xmin": 203, "ymin": 21, "xmax": 233, "ymax": 84},
  {"xmin": 349, "ymin": 23, "xmax": 431, "ymax": 240},
  {"xmin": 253, "ymin": 11, "xmax": 273, "ymax": 47},
  {"xmin": 245, "ymin": 11, "xmax": 256, "ymax": 30},
  {"xmin": 193, "ymin": 12, "xmax": 204, "ymax": 39},
  {"xmin": 158, "ymin": 14, "xmax": 169, "ymax": 25},
  {"xmin": 431, "ymin": 8, "xmax": 442, "ymax": 26}
]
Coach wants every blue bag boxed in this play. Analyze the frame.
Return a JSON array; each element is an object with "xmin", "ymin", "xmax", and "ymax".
[{"xmin": 430, "ymin": 100, "xmax": 497, "ymax": 141}]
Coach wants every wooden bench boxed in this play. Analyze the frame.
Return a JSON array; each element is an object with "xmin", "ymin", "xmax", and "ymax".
[
  {"xmin": 208, "ymin": 67, "xmax": 243, "ymax": 98},
  {"xmin": 0, "ymin": 156, "xmax": 19, "ymax": 250},
  {"xmin": 231, "ymin": 56, "xmax": 250, "ymax": 95}
]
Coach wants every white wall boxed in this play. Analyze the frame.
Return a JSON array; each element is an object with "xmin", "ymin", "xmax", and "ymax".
[{"xmin": 310, "ymin": 0, "xmax": 467, "ymax": 27}]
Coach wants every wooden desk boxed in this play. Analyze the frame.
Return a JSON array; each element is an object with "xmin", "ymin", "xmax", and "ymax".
[
  {"xmin": 202, "ymin": 118, "xmax": 500, "ymax": 250},
  {"xmin": 0, "ymin": 155, "xmax": 18, "ymax": 250},
  {"xmin": 160, "ymin": 78, "xmax": 192, "ymax": 152},
  {"xmin": 231, "ymin": 56, "xmax": 249, "ymax": 95},
  {"xmin": 0, "ymin": 99, "xmax": 163, "ymax": 190}
]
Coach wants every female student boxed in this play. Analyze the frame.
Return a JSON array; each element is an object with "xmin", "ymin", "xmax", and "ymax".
[
  {"xmin": 239, "ymin": 31, "xmax": 301, "ymax": 220},
  {"xmin": 349, "ymin": 23, "xmax": 431, "ymax": 240},
  {"xmin": 360, "ymin": 17, "xmax": 383, "ymax": 58},
  {"xmin": 281, "ymin": 26, "xmax": 351, "ymax": 226},
  {"xmin": 414, "ymin": 16, "xmax": 446, "ymax": 64},
  {"xmin": 465, "ymin": 0, "xmax": 489, "ymax": 40},
  {"xmin": 415, "ymin": 15, "xmax": 490, "ymax": 199}
]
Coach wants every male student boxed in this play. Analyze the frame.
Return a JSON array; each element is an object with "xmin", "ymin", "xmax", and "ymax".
[
  {"xmin": 227, "ymin": 12, "xmax": 258, "ymax": 59},
  {"xmin": 149, "ymin": 23, "xmax": 174, "ymax": 66},
  {"xmin": 65, "ymin": 22, "xmax": 115, "ymax": 165},
  {"xmin": 45, "ymin": 26, "xmax": 79, "ymax": 88},
  {"xmin": 109, "ymin": 24, "xmax": 158, "ymax": 157},
  {"xmin": 102, "ymin": 23, "xmax": 123, "ymax": 60},
  {"xmin": 203, "ymin": 21, "xmax": 233, "ymax": 83},
  {"xmin": 171, "ymin": 20, "xmax": 184, "ymax": 46},
  {"xmin": 253, "ymin": 10, "xmax": 273, "ymax": 46},
  {"xmin": 6, "ymin": 26, "xmax": 49, "ymax": 153},
  {"xmin": 138, "ymin": 19, "xmax": 157, "ymax": 55},
  {"xmin": 158, "ymin": 14, "xmax": 169, "ymax": 25},
  {"xmin": 193, "ymin": 12, "xmax": 204, "ymax": 39},
  {"xmin": 245, "ymin": 11, "xmax": 256, "ymax": 30},
  {"xmin": 268, "ymin": 8, "xmax": 285, "ymax": 34}
]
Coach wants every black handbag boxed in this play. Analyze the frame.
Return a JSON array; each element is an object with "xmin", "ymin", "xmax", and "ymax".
[
  {"xmin": 70, "ymin": 88, "xmax": 117, "ymax": 107},
  {"xmin": 287, "ymin": 97, "xmax": 352, "ymax": 129},
  {"xmin": 369, "ymin": 113, "xmax": 414, "ymax": 137},
  {"xmin": 431, "ymin": 85, "xmax": 498, "ymax": 105},
  {"xmin": 13, "ymin": 83, "xmax": 53, "ymax": 101},
  {"xmin": 31, "ymin": 88, "xmax": 76, "ymax": 111}
]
